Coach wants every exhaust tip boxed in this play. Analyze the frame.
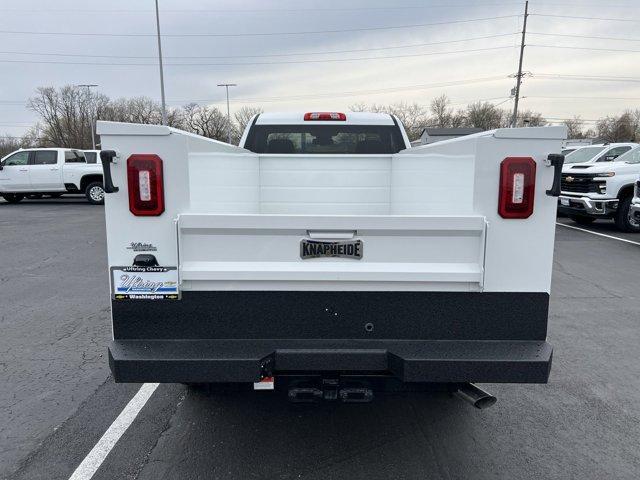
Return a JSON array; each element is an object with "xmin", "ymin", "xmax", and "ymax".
[
  {"xmin": 473, "ymin": 395, "xmax": 497, "ymax": 410},
  {"xmin": 454, "ymin": 383, "xmax": 497, "ymax": 410}
]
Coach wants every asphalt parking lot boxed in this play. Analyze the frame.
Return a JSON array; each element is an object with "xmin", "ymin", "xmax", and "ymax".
[{"xmin": 2, "ymin": 199, "xmax": 640, "ymax": 480}]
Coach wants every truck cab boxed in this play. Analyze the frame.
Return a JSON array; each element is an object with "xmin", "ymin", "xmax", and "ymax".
[
  {"xmin": 97, "ymin": 112, "xmax": 566, "ymax": 403},
  {"xmin": 0, "ymin": 148, "xmax": 105, "ymax": 204},
  {"xmin": 239, "ymin": 111, "xmax": 410, "ymax": 153}
]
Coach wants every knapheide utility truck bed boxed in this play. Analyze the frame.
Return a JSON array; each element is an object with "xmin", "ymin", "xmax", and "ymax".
[{"xmin": 97, "ymin": 112, "xmax": 565, "ymax": 401}]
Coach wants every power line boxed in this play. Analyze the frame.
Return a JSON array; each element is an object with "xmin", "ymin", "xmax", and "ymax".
[
  {"xmin": 533, "ymin": 73, "xmax": 640, "ymax": 83},
  {"xmin": 0, "ymin": 15, "xmax": 521, "ymax": 38},
  {"xmin": 0, "ymin": 33, "xmax": 519, "ymax": 60},
  {"xmin": 526, "ymin": 96, "xmax": 640, "ymax": 101},
  {"xmin": 0, "ymin": 75, "xmax": 513, "ymax": 108},
  {"xmin": 530, "ymin": 13, "xmax": 640, "ymax": 23},
  {"xmin": 0, "ymin": 45, "xmax": 516, "ymax": 67},
  {"xmin": 529, "ymin": 44, "xmax": 640, "ymax": 54},
  {"xmin": 0, "ymin": 4, "xmax": 525, "ymax": 14},
  {"xmin": 528, "ymin": 32, "xmax": 640, "ymax": 42},
  {"xmin": 166, "ymin": 75, "xmax": 511, "ymax": 104}
]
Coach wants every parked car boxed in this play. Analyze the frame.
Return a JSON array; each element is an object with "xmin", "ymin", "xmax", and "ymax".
[
  {"xmin": 563, "ymin": 143, "xmax": 637, "ymax": 165},
  {"xmin": 0, "ymin": 148, "xmax": 104, "ymax": 204},
  {"xmin": 97, "ymin": 113, "xmax": 565, "ymax": 405},
  {"xmin": 558, "ymin": 145, "xmax": 640, "ymax": 232}
]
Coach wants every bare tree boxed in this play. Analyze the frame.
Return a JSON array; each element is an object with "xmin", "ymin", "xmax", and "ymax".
[
  {"xmin": 233, "ymin": 106, "xmax": 263, "ymax": 143},
  {"xmin": 465, "ymin": 101, "xmax": 506, "ymax": 130},
  {"xmin": 596, "ymin": 110, "xmax": 639, "ymax": 142},
  {"xmin": 350, "ymin": 102, "xmax": 428, "ymax": 141},
  {"xmin": 515, "ymin": 110, "xmax": 547, "ymax": 127},
  {"xmin": 348, "ymin": 102, "xmax": 367, "ymax": 112},
  {"xmin": 563, "ymin": 116, "xmax": 585, "ymax": 139},
  {"xmin": 234, "ymin": 106, "xmax": 263, "ymax": 130},
  {"xmin": 27, "ymin": 86, "xmax": 101, "ymax": 148},
  {"xmin": 429, "ymin": 94, "xmax": 453, "ymax": 128},
  {"xmin": 0, "ymin": 136, "xmax": 22, "ymax": 158},
  {"xmin": 181, "ymin": 103, "xmax": 230, "ymax": 141}
]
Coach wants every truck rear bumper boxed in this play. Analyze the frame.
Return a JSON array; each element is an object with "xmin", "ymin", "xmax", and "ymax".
[{"xmin": 108, "ymin": 339, "xmax": 552, "ymax": 384}]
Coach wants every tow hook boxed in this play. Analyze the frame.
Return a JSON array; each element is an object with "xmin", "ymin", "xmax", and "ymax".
[{"xmin": 454, "ymin": 383, "xmax": 497, "ymax": 409}]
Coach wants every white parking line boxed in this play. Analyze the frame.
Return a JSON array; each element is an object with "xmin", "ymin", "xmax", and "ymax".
[
  {"xmin": 68, "ymin": 383, "xmax": 159, "ymax": 480},
  {"xmin": 557, "ymin": 222, "xmax": 640, "ymax": 246}
]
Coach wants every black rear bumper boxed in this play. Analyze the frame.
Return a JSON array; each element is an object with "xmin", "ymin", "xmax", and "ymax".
[{"xmin": 109, "ymin": 339, "xmax": 553, "ymax": 384}]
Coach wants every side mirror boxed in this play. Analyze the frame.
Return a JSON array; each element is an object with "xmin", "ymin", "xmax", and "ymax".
[{"xmin": 0, "ymin": 163, "xmax": 4, "ymax": 170}]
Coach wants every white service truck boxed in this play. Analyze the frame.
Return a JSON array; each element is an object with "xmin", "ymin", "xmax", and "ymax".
[
  {"xmin": 559, "ymin": 145, "xmax": 640, "ymax": 232},
  {"xmin": 97, "ymin": 112, "xmax": 566, "ymax": 406},
  {"xmin": 0, "ymin": 148, "xmax": 105, "ymax": 204}
]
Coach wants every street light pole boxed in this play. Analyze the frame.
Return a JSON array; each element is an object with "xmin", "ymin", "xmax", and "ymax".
[
  {"xmin": 154, "ymin": 0, "xmax": 168, "ymax": 125},
  {"xmin": 217, "ymin": 83, "xmax": 237, "ymax": 144},
  {"xmin": 78, "ymin": 84, "xmax": 98, "ymax": 149}
]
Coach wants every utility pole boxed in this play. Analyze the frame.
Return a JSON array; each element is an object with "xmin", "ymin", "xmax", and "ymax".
[
  {"xmin": 511, "ymin": 0, "xmax": 529, "ymax": 128},
  {"xmin": 154, "ymin": 0, "xmax": 168, "ymax": 125},
  {"xmin": 77, "ymin": 84, "xmax": 98, "ymax": 149},
  {"xmin": 217, "ymin": 83, "xmax": 237, "ymax": 144}
]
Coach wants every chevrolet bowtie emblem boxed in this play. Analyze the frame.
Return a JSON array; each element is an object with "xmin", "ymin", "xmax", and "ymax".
[{"xmin": 565, "ymin": 176, "xmax": 574, "ymax": 182}]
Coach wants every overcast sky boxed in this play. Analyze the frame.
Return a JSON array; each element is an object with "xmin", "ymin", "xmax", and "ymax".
[{"xmin": 1, "ymin": 0, "xmax": 639, "ymax": 137}]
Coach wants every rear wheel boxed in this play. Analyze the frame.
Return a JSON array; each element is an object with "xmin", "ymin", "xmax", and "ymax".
[
  {"xmin": 568, "ymin": 215, "xmax": 596, "ymax": 226},
  {"xmin": 614, "ymin": 195, "xmax": 640, "ymax": 233},
  {"xmin": 1, "ymin": 193, "xmax": 25, "ymax": 203},
  {"xmin": 85, "ymin": 182, "xmax": 105, "ymax": 205}
]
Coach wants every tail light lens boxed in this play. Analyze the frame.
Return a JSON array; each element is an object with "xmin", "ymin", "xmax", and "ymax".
[
  {"xmin": 498, "ymin": 157, "xmax": 536, "ymax": 219},
  {"xmin": 304, "ymin": 112, "xmax": 346, "ymax": 121},
  {"xmin": 127, "ymin": 154, "xmax": 164, "ymax": 216}
]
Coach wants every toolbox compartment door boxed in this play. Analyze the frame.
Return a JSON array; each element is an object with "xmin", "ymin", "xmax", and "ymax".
[{"xmin": 177, "ymin": 213, "xmax": 486, "ymax": 291}]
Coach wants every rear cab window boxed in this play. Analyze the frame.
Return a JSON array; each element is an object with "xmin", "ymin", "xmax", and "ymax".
[
  {"xmin": 84, "ymin": 152, "xmax": 98, "ymax": 164},
  {"xmin": 64, "ymin": 150, "xmax": 86, "ymax": 163},
  {"xmin": 244, "ymin": 125, "xmax": 405, "ymax": 154}
]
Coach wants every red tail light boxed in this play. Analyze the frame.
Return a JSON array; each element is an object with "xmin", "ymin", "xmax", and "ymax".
[
  {"xmin": 127, "ymin": 154, "xmax": 164, "ymax": 216},
  {"xmin": 304, "ymin": 112, "xmax": 346, "ymax": 121},
  {"xmin": 498, "ymin": 157, "xmax": 536, "ymax": 219}
]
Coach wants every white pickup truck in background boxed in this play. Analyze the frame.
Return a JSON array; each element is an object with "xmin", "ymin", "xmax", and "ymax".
[
  {"xmin": 559, "ymin": 145, "xmax": 640, "ymax": 232},
  {"xmin": 97, "ymin": 112, "xmax": 566, "ymax": 406},
  {"xmin": 0, "ymin": 148, "xmax": 105, "ymax": 204}
]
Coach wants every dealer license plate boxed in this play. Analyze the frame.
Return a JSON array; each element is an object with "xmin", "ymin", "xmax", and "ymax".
[
  {"xmin": 111, "ymin": 266, "xmax": 180, "ymax": 300},
  {"xmin": 560, "ymin": 198, "xmax": 570, "ymax": 206}
]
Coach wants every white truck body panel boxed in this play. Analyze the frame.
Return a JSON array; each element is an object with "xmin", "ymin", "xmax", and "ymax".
[
  {"xmin": 97, "ymin": 121, "xmax": 564, "ymax": 294},
  {"xmin": 98, "ymin": 116, "xmax": 565, "ymax": 387}
]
